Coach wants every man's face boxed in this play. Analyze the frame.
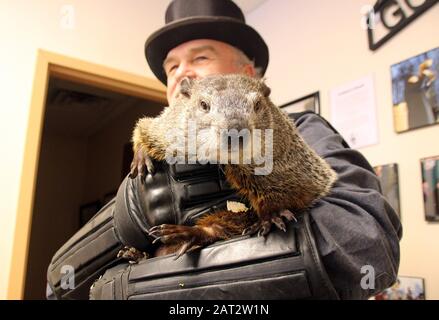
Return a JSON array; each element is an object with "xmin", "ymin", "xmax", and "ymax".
[{"xmin": 164, "ymin": 39, "xmax": 256, "ymax": 104}]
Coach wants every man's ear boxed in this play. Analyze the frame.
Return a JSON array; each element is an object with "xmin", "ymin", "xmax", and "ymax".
[
  {"xmin": 260, "ymin": 78, "xmax": 271, "ymax": 97},
  {"xmin": 179, "ymin": 77, "xmax": 193, "ymax": 98}
]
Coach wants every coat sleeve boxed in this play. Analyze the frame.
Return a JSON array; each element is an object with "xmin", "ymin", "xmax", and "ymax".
[{"xmin": 294, "ymin": 112, "xmax": 402, "ymax": 300}]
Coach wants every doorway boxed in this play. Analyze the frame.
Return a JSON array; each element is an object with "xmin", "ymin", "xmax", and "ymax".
[{"xmin": 8, "ymin": 50, "xmax": 167, "ymax": 299}]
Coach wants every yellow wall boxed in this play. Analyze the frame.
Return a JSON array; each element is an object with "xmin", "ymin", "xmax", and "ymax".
[{"xmin": 249, "ymin": 0, "xmax": 439, "ymax": 299}]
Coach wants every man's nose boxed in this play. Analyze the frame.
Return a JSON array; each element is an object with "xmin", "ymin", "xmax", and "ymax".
[{"xmin": 174, "ymin": 62, "xmax": 197, "ymax": 84}]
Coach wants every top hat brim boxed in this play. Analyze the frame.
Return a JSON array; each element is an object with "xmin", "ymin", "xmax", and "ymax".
[{"xmin": 145, "ymin": 16, "xmax": 269, "ymax": 84}]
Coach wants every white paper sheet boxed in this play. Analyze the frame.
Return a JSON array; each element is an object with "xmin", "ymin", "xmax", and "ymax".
[{"xmin": 330, "ymin": 75, "xmax": 379, "ymax": 149}]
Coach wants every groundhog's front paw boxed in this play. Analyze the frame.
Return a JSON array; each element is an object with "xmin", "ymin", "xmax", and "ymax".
[
  {"xmin": 242, "ymin": 220, "xmax": 271, "ymax": 237},
  {"xmin": 271, "ymin": 209, "xmax": 297, "ymax": 231},
  {"xmin": 117, "ymin": 246, "xmax": 148, "ymax": 264},
  {"xmin": 149, "ymin": 224, "xmax": 206, "ymax": 259},
  {"xmin": 242, "ymin": 209, "xmax": 297, "ymax": 237},
  {"xmin": 129, "ymin": 146, "xmax": 155, "ymax": 178}
]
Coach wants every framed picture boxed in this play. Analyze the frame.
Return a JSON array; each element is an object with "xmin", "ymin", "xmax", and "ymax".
[
  {"xmin": 79, "ymin": 200, "xmax": 101, "ymax": 227},
  {"xmin": 391, "ymin": 47, "xmax": 439, "ymax": 133},
  {"xmin": 279, "ymin": 92, "xmax": 320, "ymax": 116},
  {"xmin": 373, "ymin": 276, "xmax": 425, "ymax": 300},
  {"xmin": 421, "ymin": 155, "xmax": 439, "ymax": 222},
  {"xmin": 373, "ymin": 163, "xmax": 401, "ymax": 219}
]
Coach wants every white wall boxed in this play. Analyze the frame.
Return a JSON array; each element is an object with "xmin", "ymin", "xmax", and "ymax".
[
  {"xmin": 0, "ymin": 0, "xmax": 170, "ymax": 299},
  {"xmin": 248, "ymin": 0, "xmax": 439, "ymax": 298},
  {"xmin": 1, "ymin": 0, "xmax": 438, "ymax": 299}
]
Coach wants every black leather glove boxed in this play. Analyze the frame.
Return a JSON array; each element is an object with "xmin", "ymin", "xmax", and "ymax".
[{"xmin": 46, "ymin": 162, "xmax": 241, "ymax": 299}]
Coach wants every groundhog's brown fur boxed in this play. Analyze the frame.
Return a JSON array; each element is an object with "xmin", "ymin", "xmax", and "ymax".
[{"xmin": 130, "ymin": 74, "xmax": 337, "ymax": 258}]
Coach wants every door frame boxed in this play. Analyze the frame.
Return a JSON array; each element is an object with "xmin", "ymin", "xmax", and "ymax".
[{"xmin": 7, "ymin": 49, "xmax": 167, "ymax": 299}]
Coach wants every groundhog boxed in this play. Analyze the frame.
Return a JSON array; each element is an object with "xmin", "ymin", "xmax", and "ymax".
[{"xmin": 127, "ymin": 74, "xmax": 337, "ymax": 259}]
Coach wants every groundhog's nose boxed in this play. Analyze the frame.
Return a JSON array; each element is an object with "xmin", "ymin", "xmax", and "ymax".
[{"xmin": 227, "ymin": 118, "xmax": 248, "ymax": 132}]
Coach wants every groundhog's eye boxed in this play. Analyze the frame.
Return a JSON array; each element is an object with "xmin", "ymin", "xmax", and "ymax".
[
  {"xmin": 200, "ymin": 100, "xmax": 210, "ymax": 112},
  {"xmin": 254, "ymin": 99, "xmax": 262, "ymax": 112}
]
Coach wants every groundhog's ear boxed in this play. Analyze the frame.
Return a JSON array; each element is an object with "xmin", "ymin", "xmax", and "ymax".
[
  {"xmin": 179, "ymin": 77, "xmax": 193, "ymax": 98},
  {"xmin": 260, "ymin": 79, "xmax": 271, "ymax": 97}
]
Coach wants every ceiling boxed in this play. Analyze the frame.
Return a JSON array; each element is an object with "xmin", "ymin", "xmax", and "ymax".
[{"xmin": 45, "ymin": 77, "xmax": 163, "ymax": 138}]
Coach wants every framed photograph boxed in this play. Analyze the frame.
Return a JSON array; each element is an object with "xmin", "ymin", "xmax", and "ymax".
[
  {"xmin": 279, "ymin": 92, "xmax": 320, "ymax": 116},
  {"xmin": 79, "ymin": 200, "xmax": 101, "ymax": 227},
  {"xmin": 373, "ymin": 276, "xmax": 425, "ymax": 300},
  {"xmin": 373, "ymin": 163, "xmax": 401, "ymax": 219},
  {"xmin": 391, "ymin": 47, "xmax": 439, "ymax": 133},
  {"xmin": 421, "ymin": 155, "xmax": 439, "ymax": 222}
]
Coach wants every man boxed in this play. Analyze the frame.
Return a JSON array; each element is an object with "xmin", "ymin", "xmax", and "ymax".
[
  {"xmin": 47, "ymin": 0, "xmax": 401, "ymax": 300},
  {"xmin": 144, "ymin": 0, "xmax": 401, "ymax": 298},
  {"xmin": 163, "ymin": 39, "xmax": 257, "ymax": 104}
]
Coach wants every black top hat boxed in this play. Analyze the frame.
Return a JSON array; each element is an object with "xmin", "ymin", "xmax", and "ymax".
[{"xmin": 145, "ymin": 0, "xmax": 269, "ymax": 84}]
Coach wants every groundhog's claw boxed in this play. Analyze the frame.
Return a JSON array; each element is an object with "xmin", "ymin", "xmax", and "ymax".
[
  {"xmin": 129, "ymin": 146, "xmax": 155, "ymax": 178},
  {"xmin": 117, "ymin": 246, "xmax": 148, "ymax": 264},
  {"xmin": 148, "ymin": 224, "xmax": 206, "ymax": 259},
  {"xmin": 241, "ymin": 220, "xmax": 271, "ymax": 237},
  {"xmin": 242, "ymin": 221, "xmax": 263, "ymax": 236},
  {"xmin": 279, "ymin": 209, "xmax": 297, "ymax": 222},
  {"xmin": 270, "ymin": 209, "xmax": 297, "ymax": 232},
  {"xmin": 242, "ymin": 209, "xmax": 297, "ymax": 237},
  {"xmin": 175, "ymin": 241, "xmax": 202, "ymax": 260},
  {"xmin": 258, "ymin": 221, "xmax": 272, "ymax": 237},
  {"xmin": 271, "ymin": 216, "xmax": 286, "ymax": 232}
]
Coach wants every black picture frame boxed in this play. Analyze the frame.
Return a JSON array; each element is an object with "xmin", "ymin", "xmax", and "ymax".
[
  {"xmin": 79, "ymin": 200, "xmax": 101, "ymax": 227},
  {"xmin": 373, "ymin": 163, "xmax": 401, "ymax": 220},
  {"xmin": 420, "ymin": 155, "xmax": 439, "ymax": 222},
  {"xmin": 279, "ymin": 91, "xmax": 320, "ymax": 115}
]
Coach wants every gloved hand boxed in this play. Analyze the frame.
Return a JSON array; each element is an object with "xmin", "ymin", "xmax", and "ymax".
[{"xmin": 46, "ymin": 161, "xmax": 239, "ymax": 299}]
